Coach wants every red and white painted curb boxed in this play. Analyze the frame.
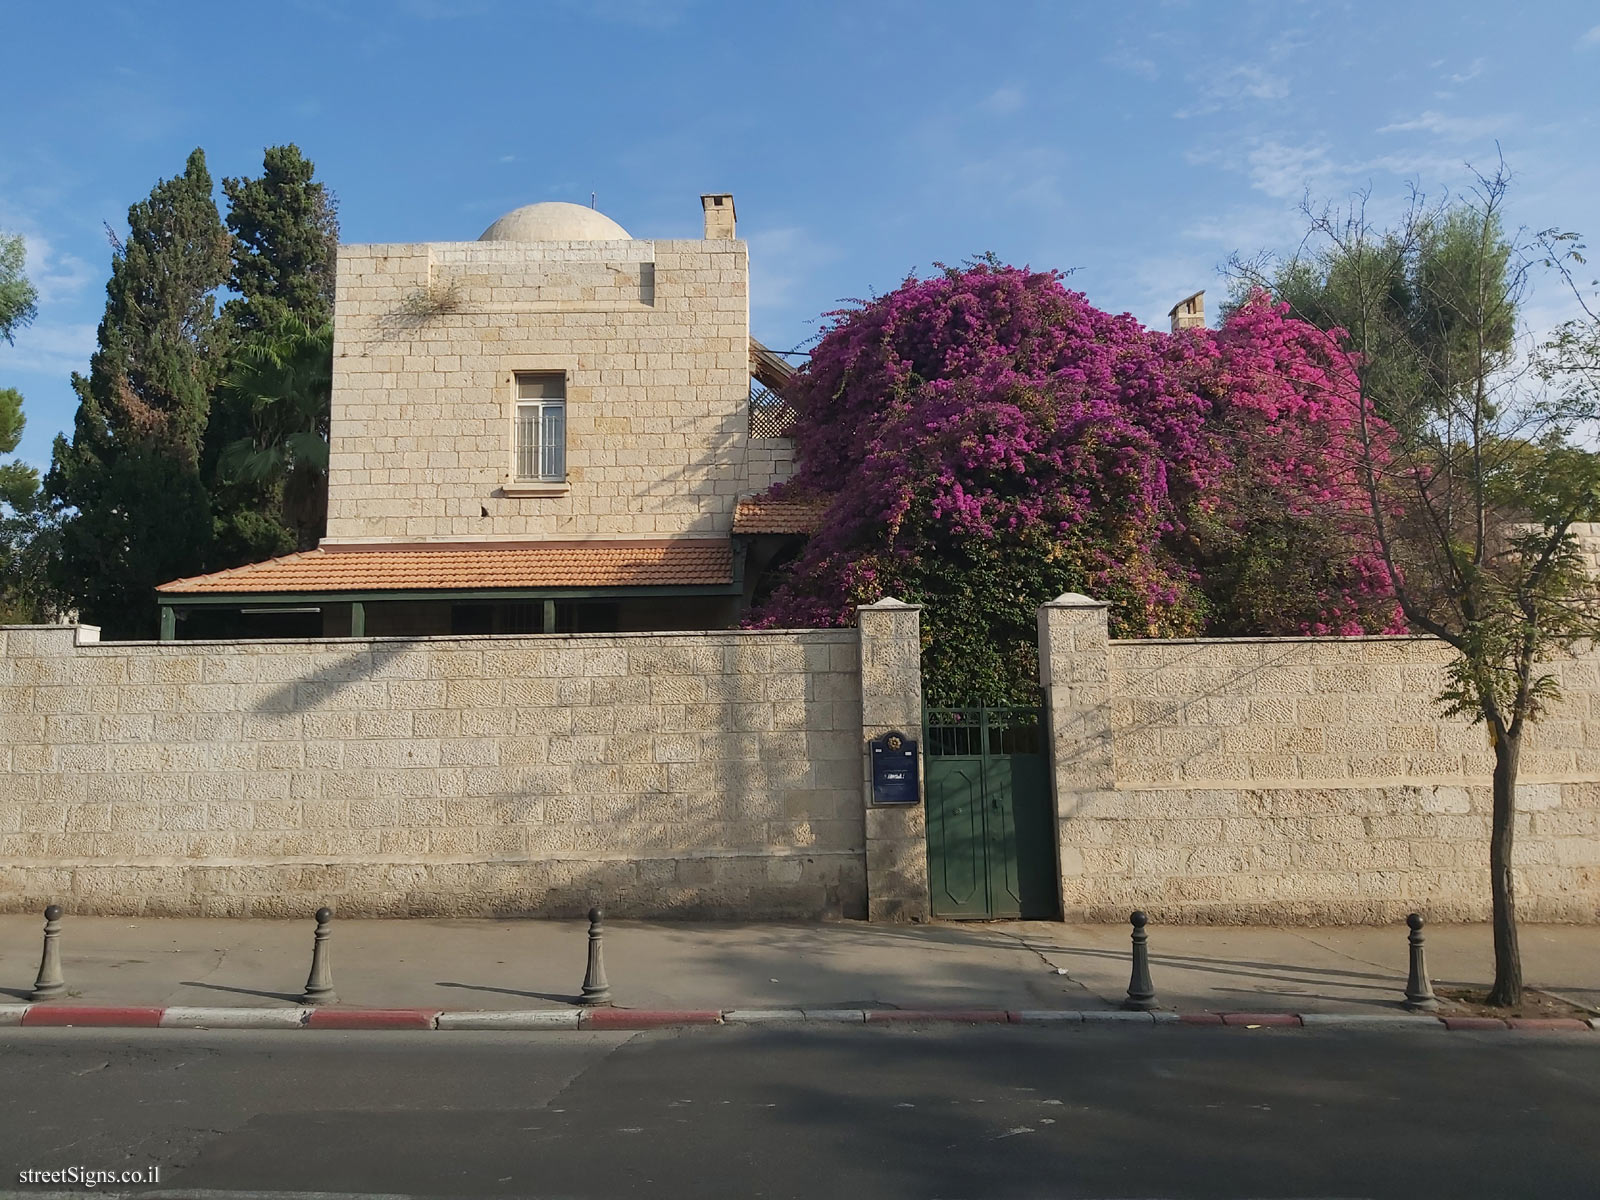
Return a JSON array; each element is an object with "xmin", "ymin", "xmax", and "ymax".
[{"xmin": 1, "ymin": 1003, "xmax": 1595, "ymax": 1032}]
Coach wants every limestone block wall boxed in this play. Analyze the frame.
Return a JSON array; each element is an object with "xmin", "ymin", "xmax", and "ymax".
[
  {"xmin": 1572, "ymin": 521, "xmax": 1600, "ymax": 578},
  {"xmin": 857, "ymin": 599, "xmax": 931, "ymax": 922},
  {"xmin": 744, "ymin": 436, "xmax": 795, "ymax": 496},
  {"xmin": 326, "ymin": 236, "xmax": 754, "ymax": 543},
  {"xmin": 1044, "ymin": 601, "xmax": 1600, "ymax": 924},
  {"xmin": 0, "ymin": 624, "xmax": 875, "ymax": 919}
]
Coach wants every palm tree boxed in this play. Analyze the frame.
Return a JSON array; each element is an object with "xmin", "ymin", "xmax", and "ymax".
[{"xmin": 216, "ymin": 316, "xmax": 332, "ymax": 550}]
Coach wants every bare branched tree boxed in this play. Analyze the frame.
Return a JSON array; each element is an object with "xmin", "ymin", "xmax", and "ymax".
[{"xmin": 1231, "ymin": 164, "xmax": 1600, "ymax": 1006}]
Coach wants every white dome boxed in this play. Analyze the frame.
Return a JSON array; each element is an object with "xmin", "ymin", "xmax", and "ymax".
[{"xmin": 478, "ymin": 202, "xmax": 631, "ymax": 242}]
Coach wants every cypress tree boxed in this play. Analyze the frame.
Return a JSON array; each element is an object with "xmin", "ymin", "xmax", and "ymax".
[
  {"xmin": 47, "ymin": 149, "xmax": 230, "ymax": 637},
  {"xmin": 207, "ymin": 145, "xmax": 340, "ymax": 562},
  {"xmin": 222, "ymin": 144, "xmax": 339, "ymax": 333}
]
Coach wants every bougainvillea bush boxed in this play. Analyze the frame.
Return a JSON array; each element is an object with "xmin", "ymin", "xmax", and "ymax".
[{"xmin": 745, "ymin": 263, "xmax": 1402, "ymax": 704}]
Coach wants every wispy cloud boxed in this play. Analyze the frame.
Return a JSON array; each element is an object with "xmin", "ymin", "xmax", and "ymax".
[
  {"xmin": 5, "ymin": 321, "xmax": 97, "ymax": 377},
  {"xmin": 21, "ymin": 234, "xmax": 94, "ymax": 306},
  {"xmin": 748, "ymin": 225, "xmax": 842, "ymax": 319},
  {"xmin": 1192, "ymin": 138, "xmax": 1475, "ymax": 209},
  {"xmin": 1581, "ymin": 24, "xmax": 1600, "ymax": 48},
  {"xmin": 1104, "ymin": 46, "xmax": 1158, "ymax": 81},
  {"xmin": 399, "ymin": 0, "xmax": 491, "ymax": 18},
  {"xmin": 955, "ymin": 145, "xmax": 1070, "ymax": 212},
  {"xmin": 1448, "ymin": 57, "xmax": 1486, "ymax": 83},
  {"xmin": 1181, "ymin": 206, "xmax": 1308, "ymax": 255},
  {"xmin": 1221, "ymin": 66, "xmax": 1289, "ymax": 101},
  {"xmin": 1245, "ymin": 140, "xmax": 1337, "ymax": 200},
  {"xmin": 1378, "ymin": 110, "xmax": 1509, "ymax": 142},
  {"xmin": 979, "ymin": 86, "xmax": 1025, "ymax": 116},
  {"xmin": 0, "ymin": 212, "xmax": 96, "ymax": 308},
  {"xmin": 572, "ymin": 0, "xmax": 694, "ymax": 29},
  {"xmin": 1175, "ymin": 64, "xmax": 1289, "ymax": 118}
]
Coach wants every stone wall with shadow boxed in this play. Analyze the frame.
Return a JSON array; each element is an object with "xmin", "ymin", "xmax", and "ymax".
[
  {"xmin": 1041, "ymin": 595, "xmax": 1600, "ymax": 924},
  {"xmin": 0, "ymin": 620, "xmax": 892, "ymax": 919}
]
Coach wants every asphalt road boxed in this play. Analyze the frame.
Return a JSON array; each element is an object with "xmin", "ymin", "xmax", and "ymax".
[{"xmin": 0, "ymin": 1026, "xmax": 1596, "ymax": 1199}]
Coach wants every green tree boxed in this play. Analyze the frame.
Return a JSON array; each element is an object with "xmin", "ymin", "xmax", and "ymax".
[
  {"xmin": 0, "ymin": 231, "xmax": 39, "ymax": 342},
  {"xmin": 0, "ymin": 388, "xmax": 64, "ymax": 623},
  {"xmin": 0, "ymin": 232, "xmax": 60, "ymax": 622},
  {"xmin": 1249, "ymin": 168, "xmax": 1600, "ymax": 1007},
  {"xmin": 206, "ymin": 145, "xmax": 339, "ymax": 562},
  {"xmin": 47, "ymin": 149, "xmax": 231, "ymax": 637},
  {"xmin": 222, "ymin": 144, "xmax": 339, "ymax": 334},
  {"xmin": 1229, "ymin": 201, "xmax": 1515, "ymax": 432},
  {"xmin": 213, "ymin": 315, "xmax": 333, "ymax": 553},
  {"xmin": 1538, "ymin": 228, "xmax": 1599, "ymax": 427}
]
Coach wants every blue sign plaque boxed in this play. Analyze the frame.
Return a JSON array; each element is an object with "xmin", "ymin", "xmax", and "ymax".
[{"xmin": 870, "ymin": 730, "xmax": 920, "ymax": 806}]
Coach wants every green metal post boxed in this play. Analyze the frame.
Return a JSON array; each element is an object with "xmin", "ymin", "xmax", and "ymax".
[
  {"xmin": 159, "ymin": 606, "xmax": 176, "ymax": 642},
  {"xmin": 542, "ymin": 599, "xmax": 557, "ymax": 633},
  {"xmin": 350, "ymin": 600, "xmax": 366, "ymax": 638}
]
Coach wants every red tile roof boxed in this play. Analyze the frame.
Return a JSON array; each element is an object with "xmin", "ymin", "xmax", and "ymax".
[
  {"xmin": 157, "ymin": 540, "xmax": 733, "ymax": 595},
  {"xmin": 732, "ymin": 496, "xmax": 828, "ymax": 535}
]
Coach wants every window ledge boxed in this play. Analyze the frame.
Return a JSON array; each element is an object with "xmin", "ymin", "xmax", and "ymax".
[{"xmin": 501, "ymin": 481, "xmax": 570, "ymax": 498}]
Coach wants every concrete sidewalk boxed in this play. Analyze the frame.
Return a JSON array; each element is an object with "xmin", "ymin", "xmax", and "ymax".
[{"xmin": 0, "ymin": 915, "xmax": 1596, "ymax": 1015}]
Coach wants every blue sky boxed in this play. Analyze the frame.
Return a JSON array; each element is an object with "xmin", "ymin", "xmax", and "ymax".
[{"xmin": 4, "ymin": 1, "xmax": 1598, "ymax": 471}]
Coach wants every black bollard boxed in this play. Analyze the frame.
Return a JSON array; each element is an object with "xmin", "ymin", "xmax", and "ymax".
[
  {"xmin": 301, "ymin": 907, "xmax": 337, "ymax": 1005},
  {"xmin": 579, "ymin": 906, "xmax": 612, "ymax": 1007},
  {"xmin": 1123, "ymin": 910, "xmax": 1157, "ymax": 1011},
  {"xmin": 1402, "ymin": 912, "xmax": 1438, "ymax": 1012},
  {"xmin": 29, "ymin": 904, "xmax": 65, "ymax": 1002}
]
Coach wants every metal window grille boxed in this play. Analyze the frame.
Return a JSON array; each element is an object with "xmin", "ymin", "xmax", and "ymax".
[
  {"xmin": 540, "ymin": 402, "xmax": 565, "ymax": 480},
  {"xmin": 748, "ymin": 379, "xmax": 796, "ymax": 439},
  {"xmin": 515, "ymin": 374, "xmax": 566, "ymax": 482},
  {"xmin": 515, "ymin": 404, "xmax": 539, "ymax": 479}
]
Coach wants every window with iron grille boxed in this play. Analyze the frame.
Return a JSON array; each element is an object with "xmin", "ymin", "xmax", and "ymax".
[{"xmin": 514, "ymin": 374, "xmax": 566, "ymax": 482}]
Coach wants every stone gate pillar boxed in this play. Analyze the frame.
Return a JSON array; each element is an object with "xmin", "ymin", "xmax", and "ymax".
[
  {"xmin": 1037, "ymin": 593, "xmax": 1113, "ymax": 921},
  {"xmin": 857, "ymin": 597, "xmax": 930, "ymax": 922}
]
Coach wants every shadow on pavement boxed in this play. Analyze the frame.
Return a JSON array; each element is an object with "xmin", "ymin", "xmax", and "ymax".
[
  {"xmin": 435, "ymin": 980, "xmax": 576, "ymax": 1005},
  {"xmin": 180, "ymin": 981, "xmax": 304, "ymax": 1004}
]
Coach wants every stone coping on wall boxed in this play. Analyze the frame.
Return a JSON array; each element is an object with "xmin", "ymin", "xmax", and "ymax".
[
  {"xmin": 6, "ymin": 626, "xmax": 1451, "ymax": 652},
  {"xmin": 1, "ymin": 848, "xmax": 863, "ymax": 871},
  {"xmin": 1110, "ymin": 633, "xmax": 1438, "ymax": 646},
  {"xmin": 1101, "ymin": 776, "xmax": 1587, "ymax": 791}
]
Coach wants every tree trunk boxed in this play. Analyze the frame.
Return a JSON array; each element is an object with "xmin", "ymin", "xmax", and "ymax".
[{"xmin": 1487, "ymin": 727, "xmax": 1522, "ymax": 1007}]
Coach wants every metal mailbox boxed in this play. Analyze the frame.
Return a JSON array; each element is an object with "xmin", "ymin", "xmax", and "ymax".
[{"xmin": 869, "ymin": 730, "xmax": 920, "ymax": 806}]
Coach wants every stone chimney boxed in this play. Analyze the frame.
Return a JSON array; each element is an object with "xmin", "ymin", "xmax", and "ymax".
[
  {"xmin": 1169, "ymin": 290, "xmax": 1205, "ymax": 332},
  {"xmin": 701, "ymin": 193, "xmax": 736, "ymax": 240}
]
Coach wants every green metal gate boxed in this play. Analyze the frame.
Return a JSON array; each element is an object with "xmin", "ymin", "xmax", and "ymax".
[{"xmin": 924, "ymin": 706, "xmax": 1058, "ymax": 920}]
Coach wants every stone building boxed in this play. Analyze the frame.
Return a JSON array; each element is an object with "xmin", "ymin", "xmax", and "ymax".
[{"xmin": 157, "ymin": 195, "xmax": 815, "ymax": 639}]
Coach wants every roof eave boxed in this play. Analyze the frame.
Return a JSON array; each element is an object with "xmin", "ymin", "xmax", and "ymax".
[{"xmin": 159, "ymin": 582, "xmax": 742, "ymax": 605}]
